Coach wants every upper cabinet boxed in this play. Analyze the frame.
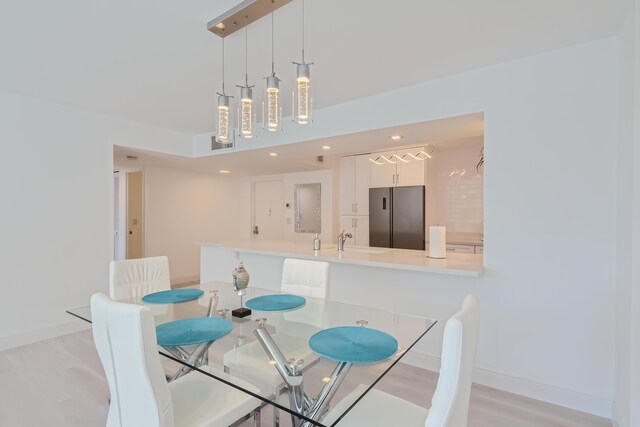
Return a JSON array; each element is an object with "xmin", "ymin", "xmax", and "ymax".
[
  {"xmin": 370, "ymin": 147, "xmax": 426, "ymax": 188},
  {"xmin": 341, "ymin": 154, "xmax": 371, "ymax": 216}
]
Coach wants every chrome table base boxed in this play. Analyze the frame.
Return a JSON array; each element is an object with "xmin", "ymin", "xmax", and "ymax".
[{"xmin": 254, "ymin": 318, "xmax": 352, "ymax": 427}]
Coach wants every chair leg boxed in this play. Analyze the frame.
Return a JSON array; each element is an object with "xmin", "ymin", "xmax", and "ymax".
[
  {"xmin": 253, "ymin": 408, "xmax": 261, "ymax": 427},
  {"xmin": 273, "ymin": 386, "xmax": 280, "ymax": 427}
]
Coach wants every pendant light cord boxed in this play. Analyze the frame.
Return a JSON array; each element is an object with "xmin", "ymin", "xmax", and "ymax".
[
  {"xmin": 271, "ymin": 9, "xmax": 275, "ymax": 75},
  {"xmin": 245, "ymin": 15, "xmax": 249, "ymax": 86},
  {"xmin": 301, "ymin": 0, "xmax": 305, "ymax": 63},
  {"xmin": 221, "ymin": 37, "xmax": 225, "ymax": 94}
]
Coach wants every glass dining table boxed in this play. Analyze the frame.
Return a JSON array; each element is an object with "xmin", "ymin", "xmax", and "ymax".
[{"xmin": 67, "ymin": 282, "xmax": 436, "ymax": 427}]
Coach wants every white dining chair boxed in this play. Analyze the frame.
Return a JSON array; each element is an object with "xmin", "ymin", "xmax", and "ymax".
[
  {"xmin": 109, "ymin": 256, "xmax": 171, "ymax": 300},
  {"xmin": 223, "ymin": 258, "xmax": 330, "ymax": 426},
  {"xmin": 322, "ymin": 294, "xmax": 480, "ymax": 427},
  {"xmin": 91, "ymin": 293, "xmax": 261, "ymax": 427}
]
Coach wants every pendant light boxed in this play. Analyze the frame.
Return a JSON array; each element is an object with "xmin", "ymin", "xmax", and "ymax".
[
  {"xmin": 263, "ymin": 6, "xmax": 281, "ymax": 132},
  {"xmin": 237, "ymin": 16, "xmax": 255, "ymax": 139},
  {"xmin": 216, "ymin": 38, "xmax": 233, "ymax": 144},
  {"xmin": 292, "ymin": 0, "xmax": 313, "ymax": 124}
]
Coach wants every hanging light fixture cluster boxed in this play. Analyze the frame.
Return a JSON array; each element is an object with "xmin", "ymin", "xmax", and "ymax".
[{"xmin": 211, "ymin": 0, "xmax": 313, "ymax": 146}]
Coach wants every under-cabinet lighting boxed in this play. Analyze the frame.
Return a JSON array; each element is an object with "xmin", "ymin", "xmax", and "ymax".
[{"xmin": 219, "ymin": 170, "xmax": 230, "ymax": 174}]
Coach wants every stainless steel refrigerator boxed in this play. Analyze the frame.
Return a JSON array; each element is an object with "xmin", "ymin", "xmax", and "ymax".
[{"xmin": 369, "ymin": 186, "xmax": 425, "ymax": 250}]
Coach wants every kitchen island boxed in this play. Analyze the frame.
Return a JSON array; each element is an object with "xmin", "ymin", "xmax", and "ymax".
[{"xmin": 199, "ymin": 240, "xmax": 483, "ymax": 278}]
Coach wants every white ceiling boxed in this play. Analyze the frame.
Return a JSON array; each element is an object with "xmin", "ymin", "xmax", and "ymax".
[
  {"xmin": 0, "ymin": 0, "xmax": 629, "ymax": 135},
  {"xmin": 114, "ymin": 113, "xmax": 484, "ymax": 176}
]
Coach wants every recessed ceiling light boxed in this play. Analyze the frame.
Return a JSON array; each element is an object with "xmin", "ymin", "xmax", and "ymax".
[
  {"xmin": 219, "ymin": 170, "xmax": 230, "ymax": 174},
  {"xmin": 269, "ymin": 152, "xmax": 278, "ymax": 157},
  {"xmin": 389, "ymin": 135, "xmax": 404, "ymax": 141},
  {"xmin": 322, "ymin": 145, "xmax": 332, "ymax": 150}
]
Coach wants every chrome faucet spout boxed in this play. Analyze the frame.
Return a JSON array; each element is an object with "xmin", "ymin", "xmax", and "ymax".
[{"xmin": 337, "ymin": 229, "xmax": 353, "ymax": 252}]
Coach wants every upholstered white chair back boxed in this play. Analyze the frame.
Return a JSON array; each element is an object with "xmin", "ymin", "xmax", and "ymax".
[
  {"xmin": 281, "ymin": 258, "xmax": 330, "ymax": 300},
  {"xmin": 91, "ymin": 293, "xmax": 173, "ymax": 427},
  {"xmin": 109, "ymin": 256, "xmax": 171, "ymax": 300},
  {"xmin": 425, "ymin": 294, "xmax": 479, "ymax": 427}
]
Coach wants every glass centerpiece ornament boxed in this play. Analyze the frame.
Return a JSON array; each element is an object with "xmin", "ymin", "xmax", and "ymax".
[{"xmin": 231, "ymin": 262, "xmax": 252, "ymax": 318}]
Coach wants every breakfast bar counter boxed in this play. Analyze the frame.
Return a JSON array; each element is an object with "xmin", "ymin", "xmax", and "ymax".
[{"xmin": 198, "ymin": 240, "xmax": 483, "ymax": 278}]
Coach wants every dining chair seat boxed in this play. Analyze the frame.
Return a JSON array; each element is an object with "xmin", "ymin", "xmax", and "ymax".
[
  {"xmin": 170, "ymin": 365, "xmax": 261, "ymax": 427},
  {"xmin": 322, "ymin": 294, "xmax": 479, "ymax": 427},
  {"xmin": 321, "ymin": 384, "xmax": 428, "ymax": 426}
]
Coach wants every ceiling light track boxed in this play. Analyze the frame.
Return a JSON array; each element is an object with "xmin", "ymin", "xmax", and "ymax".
[{"xmin": 208, "ymin": 0, "xmax": 292, "ymax": 38}]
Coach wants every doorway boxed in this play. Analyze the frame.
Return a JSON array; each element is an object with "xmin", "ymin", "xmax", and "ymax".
[
  {"xmin": 126, "ymin": 171, "xmax": 144, "ymax": 259},
  {"xmin": 252, "ymin": 179, "xmax": 285, "ymax": 241}
]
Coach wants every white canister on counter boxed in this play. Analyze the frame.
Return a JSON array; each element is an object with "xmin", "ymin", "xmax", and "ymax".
[{"xmin": 428, "ymin": 226, "xmax": 447, "ymax": 259}]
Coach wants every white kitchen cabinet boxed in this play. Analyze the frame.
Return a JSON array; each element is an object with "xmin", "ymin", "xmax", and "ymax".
[
  {"xmin": 475, "ymin": 246, "xmax": 484, "ymax": 255},
  {"xmin": 396, "ymin": 147, "xmax": 425, "ymax": 187},
  {"xmin": 341, "ymin": 154, "xmax": 371, "ymax": 216},
  {"xmin": 370, "ymin": 147, "xmax": 425, "ymax": 188},
  {"xmin": 339, "ymin": 215, "xmax": 369, "ymax": 247},
  {"xmin": 369, "ymin": 150, "xmax": 396, "ymax": 188}
]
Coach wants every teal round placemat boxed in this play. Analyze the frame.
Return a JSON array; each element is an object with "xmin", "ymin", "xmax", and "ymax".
[
  {"xmin": 309, "ymin": 326, "xmax": 398, "ymax": 364},
  {"xmin": 245, "ymin": 294, "xmax": 306, "ymax": 311},
  {"xmin": 142, "ymin": 289, "xmax": 204, "ymax": 304},
  {"xmin": 156, "ymin": 317, "xmax": 232, "ymax": 346}
]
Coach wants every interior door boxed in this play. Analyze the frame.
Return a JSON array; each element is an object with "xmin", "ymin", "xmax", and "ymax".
[
  {"xmin": 126, "ymin": 171, "xmax": 143, "ymax": 259},
  {"xmin": 253, "ymin": 180, "xmax": 285, "ymax": 240}
]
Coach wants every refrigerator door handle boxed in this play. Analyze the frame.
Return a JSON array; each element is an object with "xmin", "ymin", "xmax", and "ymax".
[{"xmin": 383, "ymin": 197, "xmax": 387, "ymax": 210}]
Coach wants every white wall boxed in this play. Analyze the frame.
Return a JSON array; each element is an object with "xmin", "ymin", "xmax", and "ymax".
[
  {"xmin": 0, "ymin": 90, "xmax": 191, "ymax": 349},
  {"xmin": 614, "ymin": 1, "xmax": 640, "ymax": 426},
  {"xmin": 143, "ymin": 165, "xmax": 246, "ymax": 284}
]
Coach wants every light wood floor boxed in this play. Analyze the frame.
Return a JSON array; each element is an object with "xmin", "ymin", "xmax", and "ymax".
[{"xmin": 0, "ymin": 329, "xmax": 610, "ymax": 427}]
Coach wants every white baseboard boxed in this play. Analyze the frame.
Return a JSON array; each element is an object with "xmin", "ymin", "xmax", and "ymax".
[
  {"xmin": 402, "ymin": 350, "xmax": 612, "ymax": 420},
  {"xmin": 0, "ymin": 320, "xmax": 91, "ymax": 352}
]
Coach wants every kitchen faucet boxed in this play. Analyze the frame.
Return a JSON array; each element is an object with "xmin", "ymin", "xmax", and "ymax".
[{"xmin": 337, "ymin": 230, "xmax": 353, "ymax": 251}]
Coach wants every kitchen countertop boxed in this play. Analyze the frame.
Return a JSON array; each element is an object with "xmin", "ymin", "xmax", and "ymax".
[{"xmin": 198, "ymin": 240, "xmax": 483, "ymax": 278}]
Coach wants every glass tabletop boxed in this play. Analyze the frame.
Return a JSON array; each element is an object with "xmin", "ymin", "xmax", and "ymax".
[{"xmin": 67, "ymin": 282, "xmax": 436, "ymax": 427}]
